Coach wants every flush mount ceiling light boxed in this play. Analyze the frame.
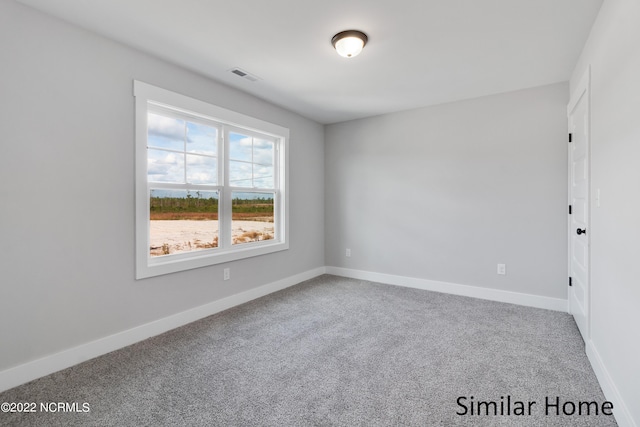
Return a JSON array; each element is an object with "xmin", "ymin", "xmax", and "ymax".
[{"xmin": 331, "ymin": 30, "xmax": 368, "ymax": 58}]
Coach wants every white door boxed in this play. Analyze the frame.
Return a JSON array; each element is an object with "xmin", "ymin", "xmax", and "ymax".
[{"xmin": 567, "ymin": 70, "xmax": 590, "ymax": 342}]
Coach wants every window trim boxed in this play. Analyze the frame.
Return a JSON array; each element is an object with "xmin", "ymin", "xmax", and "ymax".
[{"xmin": 134, "ymin": 81, "xmax": 289, "ymax": 279}]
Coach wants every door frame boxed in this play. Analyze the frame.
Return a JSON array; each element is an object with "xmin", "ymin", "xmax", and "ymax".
[{"xmin": 567, "ymin": 65, "xmax": 591, "ymax": 340}]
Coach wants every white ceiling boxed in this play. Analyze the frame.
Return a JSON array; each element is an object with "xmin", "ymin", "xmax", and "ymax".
[{"xmin": 16, "ymin": 0, "xmax": 603, "ymax": 124}]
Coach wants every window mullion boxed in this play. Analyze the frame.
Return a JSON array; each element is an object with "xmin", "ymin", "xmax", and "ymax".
[
  {"xmin": 220, "ymin": 127, "xmax": 232, "ymax": 249},
  {"xmin": 182, "ymin": 121, "xmax": 188, "ymax": 184},
  {"xmin": 251, "ymin": 136, "xmax": 255, "ymax": 188}
]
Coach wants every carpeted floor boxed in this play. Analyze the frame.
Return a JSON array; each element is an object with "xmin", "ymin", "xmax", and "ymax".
[{"xmin": 0, "ymin": 275, "xmax": 617, "ymax": 426}]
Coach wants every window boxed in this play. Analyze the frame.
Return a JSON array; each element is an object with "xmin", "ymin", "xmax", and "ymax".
[{"xmin": 134, "ymin": 81, "xmax": 288, "ymax": 279}]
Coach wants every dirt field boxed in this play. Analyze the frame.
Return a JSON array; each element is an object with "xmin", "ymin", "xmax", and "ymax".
[{"xmin": 150, "ymin": 220, "xmax": 274, "ymax": 256}]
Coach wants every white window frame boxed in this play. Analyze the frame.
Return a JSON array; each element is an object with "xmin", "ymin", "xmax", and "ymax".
[{"xmin": 134, "ymin": 81, "xmax": 289, "ymax": 279}]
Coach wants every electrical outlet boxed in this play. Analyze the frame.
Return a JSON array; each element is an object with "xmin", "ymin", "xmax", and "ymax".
[
  {"xmin": 346, "ymin": 248, "xmax": 351, "ymax": 257},
  {"xmin": 497, "ymin": 264, "xmax": 506, "ymax": 275},
  {"xmin": 224, "ymin": 268, "xmax": 230, "ymax": 280}
]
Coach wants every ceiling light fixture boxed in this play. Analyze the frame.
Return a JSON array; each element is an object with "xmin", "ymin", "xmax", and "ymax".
[{"xmin": 331, "ymin": 30, "xmax": 368, "ymax": 58}]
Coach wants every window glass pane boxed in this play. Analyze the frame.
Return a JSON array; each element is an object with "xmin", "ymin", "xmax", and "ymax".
[
  {"xmin": 229, "ymin": 160, "xmax": 253, "ymax": 187},
  {"xmin": 186, "ymin": 154, "xmax": 217, "ymax": 185},
  {"xmin": 253, "ymin": 138, "xmax": 274, "ymax": 166},
  {"xmin": 253, "ymin": 164, "xmax": 274, "ymax": 188},
  {"xmin": 231, "ymin": 192, "xmax": 275, "ymax": 245},
  {"xmin": 147, "ymin": 113, "xmax": 185, "ymax": 151},
  {"xmin": 186, "ymin": 122, "xmax": 217, "ymax": 155},
  {"xmin": 149, "ymin": 189, "xmax": 219, "ymax": 257},
  {"xmin": 229, "ymin": 132, "xmax": 252, "ymax": 162},
  {"xmin": 148, "ymin": 149, "xmax": 184, "ymax": 183}
]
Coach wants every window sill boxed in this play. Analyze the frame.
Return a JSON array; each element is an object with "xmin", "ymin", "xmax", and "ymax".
[{"xmin": 136, "ymin": 240, "xmax": 289, "ymax": 279}]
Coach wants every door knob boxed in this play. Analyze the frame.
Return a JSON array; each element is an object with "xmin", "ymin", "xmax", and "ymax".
[{"xmin": 576, "ymin": 228, "xmax": 586, "ymax": 235}]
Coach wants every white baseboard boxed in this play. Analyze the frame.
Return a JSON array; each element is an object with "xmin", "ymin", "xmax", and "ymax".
[
  {"xmin": 3, "ymin": 265, "xmax": 632, "ymax": 426},
  {"xmin": 326, "ymin": 266, "xmax": 568, "ymax": 312},
  {"xmin": 3, "ymin": 266, "xmax": 633, "ymax": 426},
  {"xmin": 586, "ymin": 340, "xmax": 636, "ymax": 427},
  {"xmin": 0, "ymin": 267, "xmax": 326, "ymax": 393}
]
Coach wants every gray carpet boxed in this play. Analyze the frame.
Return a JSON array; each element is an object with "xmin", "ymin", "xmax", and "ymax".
[{"xmin": 0, "ymin": 275, "xmax": 617, "ymax": 426}]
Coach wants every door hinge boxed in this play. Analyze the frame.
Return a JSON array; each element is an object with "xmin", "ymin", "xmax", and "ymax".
[
  {"xmin": 569, "ymin": 277, "xmax": 573, "ymax": 287},
  {"xmin": 569, "ymin": 133, "xmax": 572, "ymax": 143},
  {"xmin": 569, "ymin": 205, "xmax": 572, "ymax": 214}
]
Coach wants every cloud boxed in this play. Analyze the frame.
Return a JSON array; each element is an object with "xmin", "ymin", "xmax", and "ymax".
[
  {"xmin": 186, "ymin": 154, "xmax": 213, "ymax": 165},
  {"xmin": 147, "ymin": 163, "xmax": 170, "ymax": 175},
  {"xmin": 186, "ymin": 122, "xmax": 217, "ymax": 155},
  {"xmin": 254, "ymin": 144, "xmax": 273, "ymax": 165},
  {"xmin": 186, "ymin": 155, "xmax": 217, "ymax": 185},
  {"xmin": 148, "ymin": 112, "xmax": 185, "ymax": 140},
  {"xmin": 253, "ymin": 138, "xmax": 272, "ymax": 149},
  {"xmin": 187, "ymin": 172, "xmax": 215, "ymax": 185},
  {"xmin": 148, "ymin": 150, "xmax": 184, "ymax": 183}
]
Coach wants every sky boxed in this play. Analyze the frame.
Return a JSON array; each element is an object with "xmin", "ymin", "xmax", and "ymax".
[{"xmin": 146, "ymin": 112, "xmax": 274, "ymax": 188}]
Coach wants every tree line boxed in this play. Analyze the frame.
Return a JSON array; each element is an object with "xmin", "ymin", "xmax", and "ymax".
[{"xmin": 150, "ymin": 194, "xmax": 273, "ymax": 214}]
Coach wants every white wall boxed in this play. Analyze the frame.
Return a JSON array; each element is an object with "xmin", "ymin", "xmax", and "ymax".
[
  {"xmin": 0, "ymin": 1, "xmax": 324, "ymax": 373},
  {"xmin": 325, "ymin": 83, "xmax": 569, "ymax": 300},
  {"xmin": 570, "ymin": 0, "xmax": 640, "ymax": 424}
]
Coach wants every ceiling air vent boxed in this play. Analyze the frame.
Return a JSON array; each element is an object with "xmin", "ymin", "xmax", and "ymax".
[{"xmin": 229, "ymin": 67, "xmax": 260, "ymax": 82}]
